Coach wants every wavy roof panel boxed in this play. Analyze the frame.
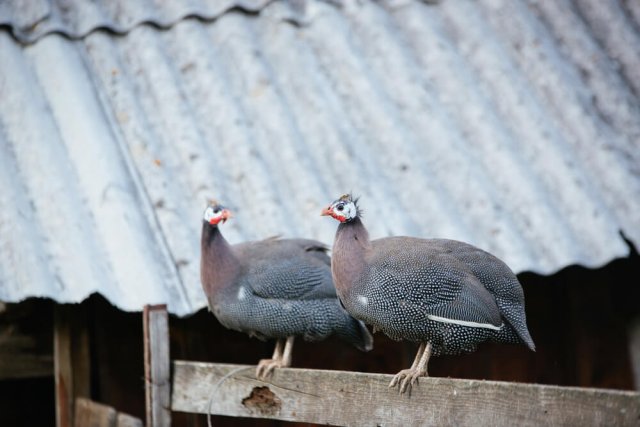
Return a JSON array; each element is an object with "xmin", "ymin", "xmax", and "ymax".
[
  {"xmin": 0, "ymin": 0, "xmax": 638, "ymax": 315},
  {"xmin": 0, "ymin": 0, "xmax": 280, "ymax": 42}
]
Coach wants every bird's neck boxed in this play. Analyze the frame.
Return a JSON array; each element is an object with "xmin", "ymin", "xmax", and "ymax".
[
  {"xmin": 200, "ymin": 222, "xmax": 240, "ymax": 297},
  {"xmin": 332, "ymin": 217, "xmax": 370, "ymax": 298}
]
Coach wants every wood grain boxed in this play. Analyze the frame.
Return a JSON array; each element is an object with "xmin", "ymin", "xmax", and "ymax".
[
  {"xmin": 74, "ymin": 398, "xmax": 117, "ymax": 427},
  {"xmin": 172, "ymin": 361, "xmax": 640, "ymax": 426},
  {"xmin": 143, "ymin": 305, "xmax": 171, "ymax": 427},
  {"xmin": 0, "ymin": 328, "xmax": 52, "ymax": 379},
  {"xmin": 115, "ymin": 412, "xmax": 144, "ymax": 427},
  {"xmin": 55, "ymin": 305, "xmax": 90, "ymax": 427},
  {"xmin": 74, "ymin": 397, "xmax": 143, "ymax": 427}
]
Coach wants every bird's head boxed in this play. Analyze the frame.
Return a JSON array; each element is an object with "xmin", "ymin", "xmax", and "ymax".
[
  {"xmin": 321, "ymin": 194, "xmax": 360, "ymax": 223},
  {"xmin": 203, "ymin": 200, "xmax": 233, "ymax": 226}
]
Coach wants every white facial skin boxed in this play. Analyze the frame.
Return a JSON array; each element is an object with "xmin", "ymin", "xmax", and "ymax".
[
  {"xmin": 203, "ymin": 205, "xmax": 228, "ymax": 225},
  {"xmin": 326, "ymin": 199, "xmax": 357, "ymax": 222}
]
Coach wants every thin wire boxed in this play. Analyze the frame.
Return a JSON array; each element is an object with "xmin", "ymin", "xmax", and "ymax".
[{"xmin": 207, "ymin": 366, "xmax": 256, "ymax": 427}]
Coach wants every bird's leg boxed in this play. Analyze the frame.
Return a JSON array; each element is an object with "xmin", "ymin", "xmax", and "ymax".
[
  {"xmin": 256, "ymin": 338, "xmax": 284, "ymax": 380},
  {"xmin": 256, "ymin": 336, "xmax": 296, "ymax": 380},
  {"xmin": 389, "ymin": 342, "xmax": 432, "ymax": 394},
  {"xmin": 388, "ymin": 343, "xmax": 424, "ymax": 389},
  {"xmin": 280, "ymin": 336, "xmax": 295, "ymax": 368},
  {"xmin": 400, "ymin": 342, "xmax": 432, "ymax": 393}
]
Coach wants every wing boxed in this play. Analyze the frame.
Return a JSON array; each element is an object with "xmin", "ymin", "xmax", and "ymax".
[
  {"xmin": 368, "ymin": 238, "xmax": 503, "ymax": 327},
  {"xmin": 236, "ymin": 238, "xmax": 336, "ymax": 300},
  {"xmin": 432, "ymin": 239, "xmax": 534, "ymax": 346}
]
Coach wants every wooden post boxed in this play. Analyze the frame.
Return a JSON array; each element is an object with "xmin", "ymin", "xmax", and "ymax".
[
  {"xmin": 54, "ymin": 304, "xmax": 91, "ymax": 427},
  {"xmin": 143, "ymin": 304, "xmax": 170, "ymax": 427},
  {"xmin": 630, "ymin": 316, "xmax": 640, "ymax": 390}
]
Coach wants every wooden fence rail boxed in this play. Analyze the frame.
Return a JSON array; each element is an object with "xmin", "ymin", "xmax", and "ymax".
[{"xmin": 171, "ymin": 361, "xmax": 640, "ymax": 426}]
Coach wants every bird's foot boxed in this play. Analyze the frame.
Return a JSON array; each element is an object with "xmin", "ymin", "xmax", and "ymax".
[
  {"xmin": 255, "ymin": 358, "xmax": 286, "ymax": 381},
  {"xmin": 388, "ymin": 367, "xmax": 428, "ymax": 394}
]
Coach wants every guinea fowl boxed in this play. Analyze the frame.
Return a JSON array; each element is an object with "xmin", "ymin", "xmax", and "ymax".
[
  {"xmin": 321, "ymin": 194, "xmax": 535, "ymax": 394},
  {"xmin": 200, "ymin": 201, "xmax": 373, "ymax": 380}
]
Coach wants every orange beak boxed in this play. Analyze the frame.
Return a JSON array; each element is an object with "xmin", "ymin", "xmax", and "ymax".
[
  {"xmin": 221, "ymin": 209, "xmax": 233, "ymax": 223},
  {"xmin": 320, "ymin": 206, "xmax": 332, "ymax": 217}
]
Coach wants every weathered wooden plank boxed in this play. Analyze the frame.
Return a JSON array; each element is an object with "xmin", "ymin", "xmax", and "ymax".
[
  {"xmin": 55, "ymin": 305, "xmax": 90, "ymax": 427},
  {"xmin": 143, "ymin": 304, "xmax": 171, "ymax": 427},
  {"xmin": 73, "ymin": 310, "xmax": 91, "ymax": 400},
  {"xmin": 0, "ymin": 300, "xmax": 53, "ymax": 379},
  {"xmin": 55, "ymin": 306, "xmax": 73, "ymax": 427},
  {"xmin": 171, "ymin": 361, "xmax": 640, "ymax": 427},
  {"xmin": 74, "ymin": 397, "xmax": 117, "ymax": 427},
  {"xmin": 630, "ymin": 316, "xmax": 640, "ymax": 390},
  {"xmin": 73, "ymin": 397, "xmax": 144, "ymax": 427},
  {"xmin": 0, "ymin": 329, "xmax": 53, "ymax": 379},
  {"xmin": 116, "ymin": 413, "xmax": 144, "ymax": 427}
]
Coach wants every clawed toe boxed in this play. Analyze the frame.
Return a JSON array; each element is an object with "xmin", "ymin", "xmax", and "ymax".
[
  {"xmin": 256, "ymin": 359, "xmax": 283, "ymax": 380},
  {"xmin": 388, "ymin": 368, "xmax": 427, "ymax": 394},
  {"xmin": 389, "ymin": 370, "xmax": 409, "ymax": 389},
  {"xmin": 256, "ymin": 337, "xmax": 294, "ymax": 381},
  {"xmin": 400, "ymin": 374, "xmax": 419, "ymax": 394}
]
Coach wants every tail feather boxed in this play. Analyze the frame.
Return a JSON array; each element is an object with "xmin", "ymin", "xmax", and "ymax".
[
  {"xmin": 498, "ymin": 322, "xmax": 535, "ymax": 351},
  {"xmin": 502, "ymin": 308, "xmax": 535, "ymax": 351},
  {"xmin": 357, "ymin": 319, "xmax": 374, "ymax": 352},
  {"xmin": 517, "ymin": 325, "xmax": 536, "ymax": 351},
  {"xmin": 336, "ymin": 315, "xmax": 373, "ymax": 352}
]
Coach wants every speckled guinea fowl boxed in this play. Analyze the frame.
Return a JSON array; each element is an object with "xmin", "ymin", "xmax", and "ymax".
[
  {"xmin": 200, "ymin": 201, "xmax": 373, "ymax": 379},
  {"xmin": 321, "ymin": 194, "xmax": 535, "ymax": 393}
]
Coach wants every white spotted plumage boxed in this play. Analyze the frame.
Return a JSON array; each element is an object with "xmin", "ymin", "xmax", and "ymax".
[{"xmin": 324, "ymin": 194, "xmax": 535, "ymax": 358}]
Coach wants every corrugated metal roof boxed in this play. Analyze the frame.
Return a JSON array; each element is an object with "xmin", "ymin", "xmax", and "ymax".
[
  {"xmin": 0, "ymin": 0, "xmax": 639, "ymax": 315},
  {"xmin": 0, "ymin": 0, "xmax": 277, "ymax": 42}
]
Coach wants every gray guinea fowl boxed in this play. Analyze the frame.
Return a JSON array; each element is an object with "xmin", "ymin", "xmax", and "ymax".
[
  {"xmin": 321, "ymin": 194, "xmax": 535, "ymax": 394},
  {"xmin": 200, "ymin": 201, "xmax": 373, "ymax": 380}
]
